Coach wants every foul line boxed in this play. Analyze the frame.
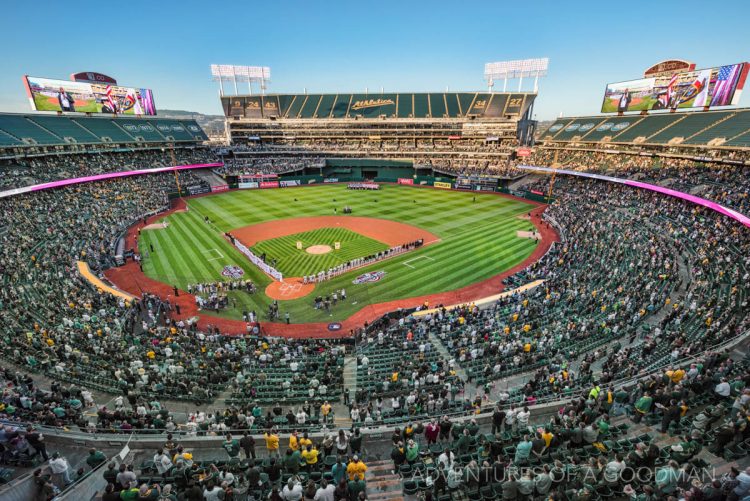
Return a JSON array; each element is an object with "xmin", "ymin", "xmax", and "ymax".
[{"xmin": 403, "ymin": 255, "xmax": 435, "ymax": 269}]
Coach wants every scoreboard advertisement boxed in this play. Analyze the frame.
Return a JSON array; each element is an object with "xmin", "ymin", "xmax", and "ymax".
[{"xmin": 455, "ymin": 176, "xmax": 499, "ymax": 191}]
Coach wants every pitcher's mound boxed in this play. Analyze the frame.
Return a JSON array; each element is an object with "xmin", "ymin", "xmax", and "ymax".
[
  {"xmin": 265, "ymin": 277, "xmax": 315, "ymax": 300},
  {"xmin": 306, "ymin": 245, "xmax": 332, "ymax": 255}
]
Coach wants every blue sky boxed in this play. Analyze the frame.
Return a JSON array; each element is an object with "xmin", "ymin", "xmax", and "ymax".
[{"xmin": 2, "ymin": 0, "xmax": 749, "ymax": 120}]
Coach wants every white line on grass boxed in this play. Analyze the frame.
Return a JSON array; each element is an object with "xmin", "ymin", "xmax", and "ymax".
[
  {"xmin": 201, "ymin": 249, "xmax": 224, "ymax": 261},
  {"xmin": 403, "ymin": 255, "xmax": 435, "ymax": 269}
]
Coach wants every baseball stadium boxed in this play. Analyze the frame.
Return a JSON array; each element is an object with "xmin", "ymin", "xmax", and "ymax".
[{"xmin": 2, "ymin": 3, "xmax": 750, "ymax": 501}]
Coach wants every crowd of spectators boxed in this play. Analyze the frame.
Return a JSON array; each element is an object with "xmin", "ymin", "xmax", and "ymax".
[
  {"xmin": 0, "ymin": 147, "xmax": 217, "ymax": 190},
  {"xmin": 526, "ymin": 148, "xmax": 750, "ymax": 215}
]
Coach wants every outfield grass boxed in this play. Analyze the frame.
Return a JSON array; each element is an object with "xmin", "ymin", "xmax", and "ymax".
[
  {"xmin": 251, "ymin": 227, "xmax": 389, "ymax": 277},
  {"xmin": 138, "ymin": 184, "xmax": 539, "ymax": 323}
]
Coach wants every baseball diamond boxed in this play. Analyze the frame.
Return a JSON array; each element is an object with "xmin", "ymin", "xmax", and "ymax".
[{"xmin": 131, "ymin": 184, "xmax": 542, "ymax": 325}]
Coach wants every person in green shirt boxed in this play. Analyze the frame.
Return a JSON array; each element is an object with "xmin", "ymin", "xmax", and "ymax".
[
  {"xmin": 455, "ymin": 428, "xmax": 471, "ymax": 454},
  {"xmin": 119, "ymin": 486, "xmax": 140, "ymax": 501},
  {"xmin": 283, "ymin": 448, "xmax": 301, "ymax": 474},
  {"xmin": 222, "ymin": 434, "xmax": 240, "ymax": 458},
  {"xmin": 597, "ymin": 415, "xmax": 610, "ymax": 435},
  {"xmin": 86, "ymin": 448, "xmax": 107, "ymax": 469},
  {"xmin": 655, "ymin": 460, "xmax": 681, "ymax": 495},
  {"xmin": 466, "ymin": 419, "xmax": 480, "ymax": 436},
  {"xmin": 633, "ymin": 392, "xmax": 653, "ymax": 423},
  {"xmin": 405, "ymin": 440, "xmax": 419, "ymax": 464},
  {"xmin": 514, "ymin": 435, "xmax": 533, "ymax": 465},
  {"xmin": 331, "ymin": 456, "xmax": 347, "ymax": 485},
  {"xmin": 347, "ymin": 478, "xmax": 366, "ymax": 500},
  {"xmin": 137, "ymin": 483, "xmax": 161, "ymax": 500}
]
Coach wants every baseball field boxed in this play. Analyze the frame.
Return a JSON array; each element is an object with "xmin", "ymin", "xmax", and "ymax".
[{"xmin": 136, "ymin": 184, "xmax": 540, "ymax": 324}]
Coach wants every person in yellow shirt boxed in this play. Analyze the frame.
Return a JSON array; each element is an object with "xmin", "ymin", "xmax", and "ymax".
[
  {"xmin": 300, "ymin": 444, "xmax": 319, "ymax": 472},
  {"xmin": 541, "ymin": 429, "xmax": 554, "ymax": 448},
  {"xmin": 289, "ymin": 431, "xmax": 300, "ymax": 452},
  {"xmin": 320, "ymin": 401, "xmax": 332, "ymax": 424},
  {"xmin": 299, "ymin": 432, "xmax": 313, "ymax": 450},
  {"xmin": 264, "ymin": 429, "xmax": 279, "ymax": 458},
  {"xmin": 346, "ymin": 455, "xmax": 367, "ymax": 480}
]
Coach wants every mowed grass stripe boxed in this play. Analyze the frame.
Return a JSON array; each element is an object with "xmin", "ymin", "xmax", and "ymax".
[
  {"xmin": 166, "ymin": 215, "xmax": 218, "ymax": 284},
  {"xmin": 377, "ymin": 225, "xmax": 533, "ymax": 297},
  {"xmin": 141, "ymin": 230, "xmax": 179, "ymax": 283},
  {"xmin": 149, "ymin": 224, "xmax": 189, "ymax": 284}
]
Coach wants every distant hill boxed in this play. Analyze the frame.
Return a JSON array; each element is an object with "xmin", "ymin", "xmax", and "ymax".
[{"xmin": 158, "ymin": 109, "xmax": 225, "ymax": 137}]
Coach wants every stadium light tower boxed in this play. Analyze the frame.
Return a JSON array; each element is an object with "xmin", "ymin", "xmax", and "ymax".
[
  {"xmin": 484, "ymin": 58, "xmax": 549, "ymax": 92},
  {"xmin": 210, "ymin": 65, "xmax": 271, "ymax": 96}
]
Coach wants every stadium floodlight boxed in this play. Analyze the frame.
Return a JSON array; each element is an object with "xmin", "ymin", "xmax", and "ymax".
[
  {"xmin": 484, "ymin": 58, "xmax": 549, "ymax": 92},
  {"xmin": 210, "ymin": 64, "xmax": 271, "ymax": 96}
]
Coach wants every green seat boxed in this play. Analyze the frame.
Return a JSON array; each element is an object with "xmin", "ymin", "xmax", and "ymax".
[{"xmin": 403, "ymin": 480, "xmax": 418, "ymax": 495}]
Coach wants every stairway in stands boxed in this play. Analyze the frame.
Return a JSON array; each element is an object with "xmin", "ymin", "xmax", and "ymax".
[
  {"xmin": 192, "ymin": 169, "xmax": 226, "ymax": 187},
  {"xmin": 365, "ymin": 459, "xmax": 404, "ymax": 501}
]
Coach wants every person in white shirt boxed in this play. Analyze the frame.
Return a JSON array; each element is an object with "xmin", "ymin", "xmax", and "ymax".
[
  {"xmin": 296, "ymin": 409, "xmax": 307, "ymax": 425},
  {"xmin": 153, "ymin": 449, "xmax": 173, "ymax": 476},
  {"xmin": 314, "ymin": 478, "xmax": 336, "ymax": 501},
  {"xmin": 506, "ymin": 406, "xmax": 517, "ymax": 432},
  {"xmin": 715, "ymin": 378, "xmax": 731, "ymax": 398},
  {"xmin": 438, "ymin": 449, "xmax": 455, "ymax": 470},
  {"xmin": 282, "ymin": 477, "xmax": 303, "ymax": 501},
  {"xmin": 203, "ymin": 482, "xmax": 224, "ymax": 501},
  {"xmin": 516, "ymin": 406, "xmax": 531, "ymax": 431},
  {"xmin": 48, "ymin": 452, "xmax": 72, "ymax": 485}
]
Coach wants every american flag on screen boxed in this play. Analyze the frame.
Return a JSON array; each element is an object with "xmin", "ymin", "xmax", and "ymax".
[
  {"xmin": 105, "ymin": 85, "xmax": 117, "ymax": 112},
  {"xmin": 666, "ymin": 73, "xmax": 678, "ymax": 103},
  {"xmin": 710, "ymin": 65, "xmax": 740, "ymax": 107}
]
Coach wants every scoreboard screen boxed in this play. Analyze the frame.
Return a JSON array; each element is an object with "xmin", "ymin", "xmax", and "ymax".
[{"xmin": 455, "ymin": 176, "xmax": 498, "ymax": 191}]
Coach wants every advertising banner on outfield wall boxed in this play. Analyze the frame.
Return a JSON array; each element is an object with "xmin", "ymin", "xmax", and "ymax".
[
  {"xmin": 433, "ymin": 181, "xmax": 452, "ymax": 189},
  {"xmin": 211, "ymin": 184, "xmax": 229, "ymax": 192},
  {"xmin": 323, "ymin": 178, "xmax": 339, "ymax": 183},
  {"xmin": 239, "ymin": 182, "xmax": 259, "ymax": 189},
  {"xmin": 397, "ymin": 178, "xmax": 414, "ymax": 185},
  {"xmin": 516, "ymin": 147, "xmax": 532, "ymax": 157},
  {"xmin": 260, "ymin": 181, "xmax": 279, "ymax": 189},
  {"xmin": 280, "ymin": 180, "xmax": 301, "ymax": 187},
  {"xmin": 186, "ymin": 184, "xmax": 210, "ymax": 195}
]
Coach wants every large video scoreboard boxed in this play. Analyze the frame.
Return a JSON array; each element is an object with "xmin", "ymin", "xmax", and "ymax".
[{"xmin": 455, "ymin": 176, "xmax": 499, "ymax": 191}]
